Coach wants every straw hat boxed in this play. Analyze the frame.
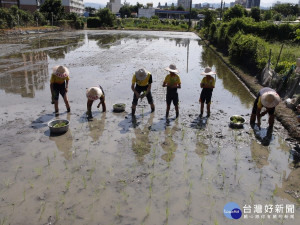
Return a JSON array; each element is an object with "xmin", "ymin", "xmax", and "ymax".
[
  {"xmin": 165, "ymin": 64, "xmax": 179, "ymax": 73},
  {"xmin": 261, "ymin": 91, "xmax": 281, "ymax": 108},
  {"xmin": 135, "ymin": 68, "xmax": 148, "ymax": 81},
  {"xmin": 53, "ymin": 66, "xmax": 69, "ymax": 78},
  {"xmin": 86, "ymin": 87, "xmax": 103, "ymax": 100},
  {"xmin": 201, "ymin": 67, "xmax": 216, "ymax": 76}
]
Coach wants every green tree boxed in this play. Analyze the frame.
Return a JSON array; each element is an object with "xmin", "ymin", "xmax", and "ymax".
[
  {"xmin": 262, "ymin": 10, "xmax": 273, "ymax": 21},
  {"xmin": 203, "ymin": 9, "xmax": 216, "ymax": 28},
  {"xmin": 177, "ymin": 5, "xmax": 185, "ymax": 11},
  {"xmin": 190, "ymin": 8, "xmax": 198, "ymax": 19},
  {"xmin": 85, "ymin": 7, "xmax": 96, "ymax": 14},
  {"xmin": 96, "ymin": 8, "xmax": 115, "ymax": 27},
  {"xmin": 223, "ymin": 4, "xmax": 247, "ymax": 22},
  {"xmin": 119, "ymin": 5, "xmax": 131, "ymax": 18},
  {"xmin": 250, "ymin": 7, "xmax": 261, "ymax": 22},
  {"xmin": 33, "ymin": 11, "xmax": 47, "ymax": 26},
  {"xmin": 40, "ymin": 0, "xmax": 65, "ymax": 21},
  {"xmin": 273, "ymin": 3, "xmax": 299, "ymax": 17},
  {"xmin": 132, "ymin": 2, "xmax": 143, "ymax": 13}
]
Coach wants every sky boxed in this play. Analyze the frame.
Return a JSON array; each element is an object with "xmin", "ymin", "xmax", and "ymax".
[{"xmin": 86, "ymin": 0, "xmax": 299, "ymax": 8}]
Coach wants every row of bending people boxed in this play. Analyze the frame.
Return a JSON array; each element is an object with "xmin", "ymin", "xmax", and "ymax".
[{"xmin": 50, "ymin": 64, "xmax": 285, "ymax": 129}]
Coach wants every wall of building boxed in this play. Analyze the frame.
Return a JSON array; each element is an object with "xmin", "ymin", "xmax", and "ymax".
[{"xmin": 138, "ymin": 8, "xmax": 156, "ymax": 18}]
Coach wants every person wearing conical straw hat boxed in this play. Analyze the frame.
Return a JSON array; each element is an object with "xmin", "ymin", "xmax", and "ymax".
[
  {"xmin": 162, "ymin": 64, "xmax": 181, "ymax": 119},
  {"xmin": 86, "ymin": 85, "xmax": 106, "ymax": 119},
  {"xmin": 250, "ymin": 87, "xmax": 281, "ymax": 129},
  {"xmin": 131, "ymin": 68, "xmax": 155, "ymax": 116},
  {"xmin": 50, "ymin": 65, "xmax": 71, "ymax": 116},
  {"xmin": 199, "ymin": 67, "xmax": 216, "ymax": 118}
]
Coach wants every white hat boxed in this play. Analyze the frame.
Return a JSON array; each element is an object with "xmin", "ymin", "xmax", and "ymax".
[
  {"xmin": 165, "ymin": 64, "xmax": 179, "ymax": 73},
  {"xmin": 135, "ymin": 68, "xmax": 148, "ymax": 81},
  {"xmin": 261, "ymin": 91, "xmax": 281, "ymax": 108},
  {"xmin": 86, "ymin": 87, "xmax": 103, "ymax": 100},
  {"xmin": 201, "ymin": 67, "xmax": 216, "ymax": 76},
  {"xmin": 53, "ymin": 65, "xmax": 69, "ymax": 78}
]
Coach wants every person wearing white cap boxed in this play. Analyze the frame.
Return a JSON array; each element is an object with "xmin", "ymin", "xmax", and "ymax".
[
  {"xmin": 50, "ymin": 65, "xmax": 71, "ymax": 116},
  {"xmin": 162, "ymin": 64, "xmax": 181, "ymax": 118},
  {"xmin": 250, "ymin": 87, "xmax": 281, "ymax": 129},
  {"xmin": 199, "ymin": 67, "xmax": 216, "ymax": 117},
  {"xmin": 131, "ymin": 68, "xmax": 155, "ymax": 116},
  {"xmin": 86, "ymin": 85, "xmax": 106, "ymax": 119}
]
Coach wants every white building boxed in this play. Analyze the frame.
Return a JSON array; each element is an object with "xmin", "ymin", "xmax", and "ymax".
[
  {"xmin": 138, "ymin": 7, "xmax": 156, "ymax": 18},
  {"xmin": 106, "ymin": 0, "xmax": 123, "ymax": 13},
  {"xmin": 1, "ymin": 0, "xmax": 84, "ymax": 14},
  {"xmin": 62, "ymin": 0, "xmax": 84, "ymax": 14},
  {"xmin": 177, "ymin": 0, "xmax": 192, "ymax": 10}
]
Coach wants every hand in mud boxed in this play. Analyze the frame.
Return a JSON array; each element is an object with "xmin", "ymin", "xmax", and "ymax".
[{"xmin": 140, "ymin": 92, "xmax": 146, "ymax": 99}]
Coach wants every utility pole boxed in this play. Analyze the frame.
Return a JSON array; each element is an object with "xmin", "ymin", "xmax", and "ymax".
[
  {"xmin": 188, "ymin": 0, "xmax": 192, "ymax": 30},
  {"xmin": 220, "ymin": 0, "xmax": 223, "ymax": 20},
  {"xmin": 51, "ymin": 12, "xmax": 53, "ymax": 26}
]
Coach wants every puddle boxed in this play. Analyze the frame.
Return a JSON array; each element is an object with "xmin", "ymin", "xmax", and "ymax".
[{"xmin": 0, "ymin": 30, "xmax": 299, "ymax": 225}]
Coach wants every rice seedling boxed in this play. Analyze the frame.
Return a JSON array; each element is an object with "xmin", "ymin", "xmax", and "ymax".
[
  {"xmin": 82, "ymin": 176, "xmax": 87, "ymax": 189},
  {"xmin": 0, "ymin": 217, "xmax": 7, "ymax": 225},
  {"xmin": 3, "ymin": 178, "xmax": 12, "ymax": 188},
  {"xmin": 65, "ymin": 179, "xmax": 71, "ymax": 192},
  {"xmin": 115, "ymin": 202, "xmax": 120, "ymax": 217},
  {"xmin": 214, "ymin": 218, "xmax": 219, "ymax": 225},
  {"xmin": 38, "ymin": 201, "xmax": 46, "ymax": 221},
  {"xmin": 47, "ymin": 156, "xmax": 50, "ymax": 166},
  {"xmin": 250, "ymin": 189, "xmax": 257, "ymax": 204},
  {"xmin": 23, "ymin": 188, "xmax": 26, "ymax": 202},
  {"xmin": 55, "ymin": 204, "xmax": 60, "ymax": 222},
  {"xmin": 34, "ymin": 167, "xmax": 43, "ymax": 177},
  {"xmin": 88, "ymin": 167, "xmax": 95, "ymax": 181}
]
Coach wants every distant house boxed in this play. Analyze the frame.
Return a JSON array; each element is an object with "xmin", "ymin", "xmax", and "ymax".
[
  {"xmin": 0, "ymin": 0, "xmax": 84, "ymax": 14},
  {"xmin": 138, "ymin": 7, "xmax": 156, "ymax": 18},
  {"xmin": 106, "ymin": 0, "xmax": 123, "ymax": 14}
]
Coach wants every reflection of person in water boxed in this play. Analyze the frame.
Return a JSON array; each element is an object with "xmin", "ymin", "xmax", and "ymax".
[
  {"xmin": 161, "ymin": 121, "xmax": 178, "ymax": 162},
  {"xmin": 87, "ymin": 113, "xmax": 106, "ymax": 142},
  {"xmin": 250, "ymin": 140, "xmax": 270, "ymax": 169},
  {"xmin": 50, "ymin": 130, "xmax": 73, "ymax": 160},
  {"xmin": 131, "ymin": 114, "xmax": 154, "ymax": 163},
  {"xmin": 275, "ymin": 165, "xmax": 300, "ymax": 204}
]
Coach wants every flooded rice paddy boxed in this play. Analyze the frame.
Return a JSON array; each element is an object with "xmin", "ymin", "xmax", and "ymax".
[{"xmin": 0, "ymin": 30, "xmax": 299, "ymax": 225}]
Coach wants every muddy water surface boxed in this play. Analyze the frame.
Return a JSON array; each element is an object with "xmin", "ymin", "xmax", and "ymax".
[{"xmin": 0, "ymin": 30, "xmax": 299, "ymax": 225}]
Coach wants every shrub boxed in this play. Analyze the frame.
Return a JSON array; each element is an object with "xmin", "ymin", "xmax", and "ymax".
[
  {"xmin": 229, "ymin": 32, "xmax": 268, "ymax": 73},
  {"xmin": 87, "ymin": 17, "xmax": 101, "ymax": 28}
]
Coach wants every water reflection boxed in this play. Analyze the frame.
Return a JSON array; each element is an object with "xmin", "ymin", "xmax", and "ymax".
[
  {"xmin": 131, "ymin": 114, "xmax": 154, "ymax": 164},
  {"xmin": 161, "ymin": 121, "xmax": 178, "ymax": 162},
  {"xmin": 195, "ymin": 138, "xmax": 209, "ymax": 157},
  {"xmin": 0, "ymin": 34, "xmax": 85, "ymax": 97},
  {"xmin": 87, "ymin": 113, "xmax": 106, "ymax": 142},
  {"xmin": 50, "ymin": 130, "xmax": 73, "ymax": 160},
  {"xmin": 276, "ymin": 166, "xmax": 300, "ymax": 204},
  {"xmin": 88, "ymin": 33, "xmax": 126, "ymax": 49},
  {"xmin": 250, "ymin": 140, "xmax": 270, "ymax": 169},
  {"xmin": 0, "ymin": 51, "xmax": 48, "ymax": 97}
]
